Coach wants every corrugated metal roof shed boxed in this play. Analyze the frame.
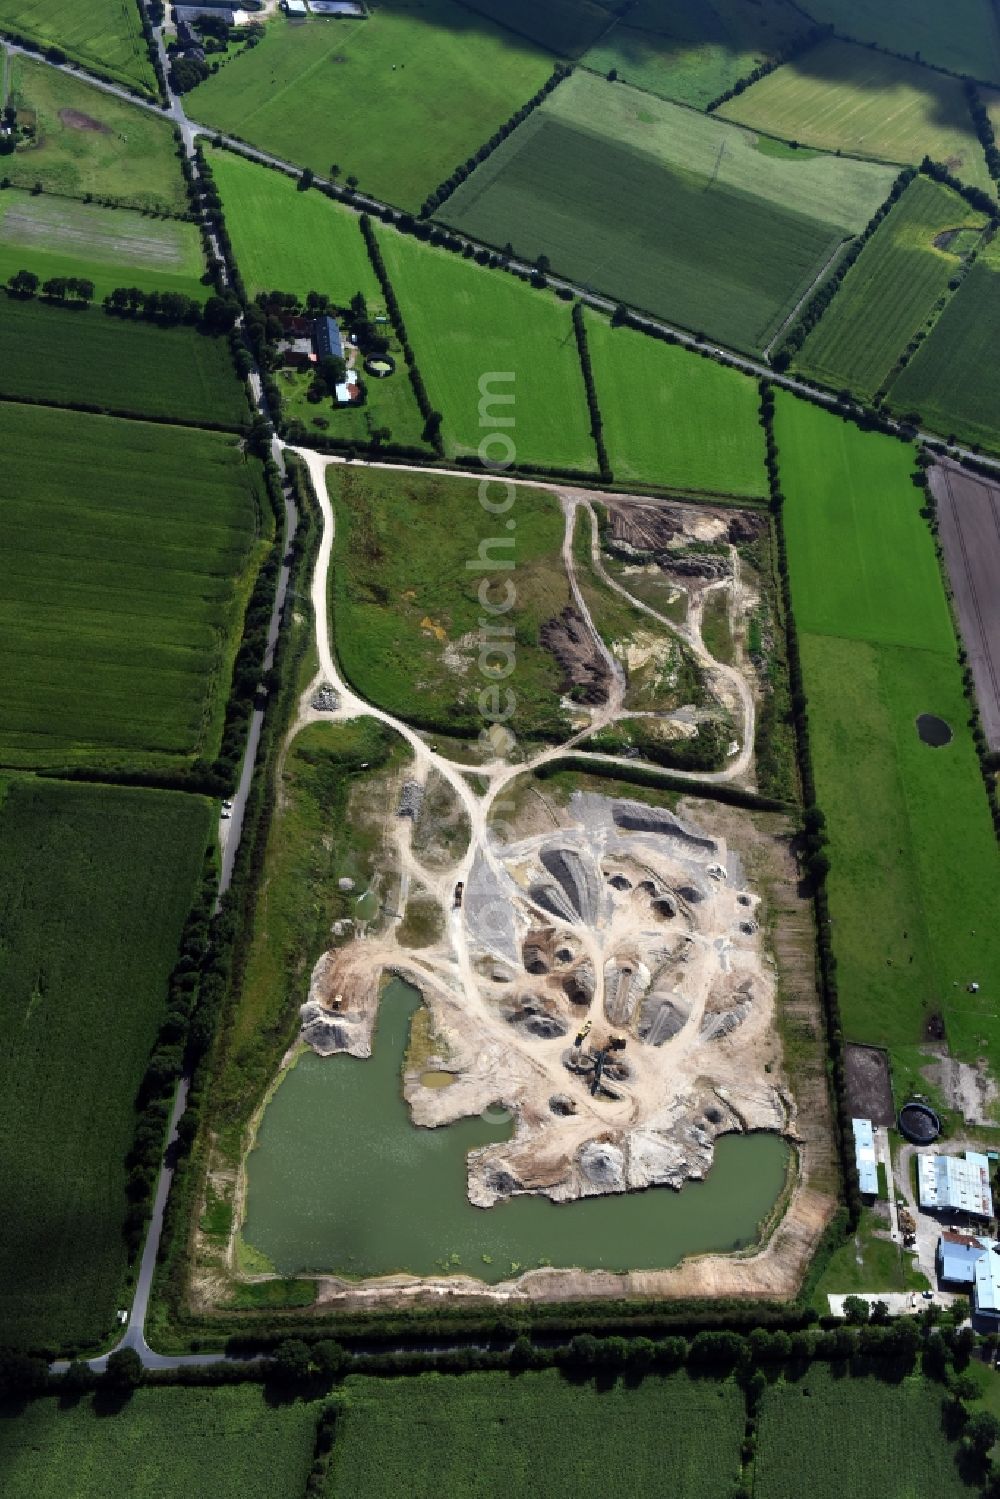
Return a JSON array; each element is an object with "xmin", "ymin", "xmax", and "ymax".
[
  {"xmin": 918, "ymin": 1151, "xmax": 994, "ymax": 1218},
  {"xmin": 852, "ymin": 1118, "xmax": 879, "ymax": 1196},
  {"xmin": 974, "ymin": 1249, "xmax": 1000, "ymax": 1315}
]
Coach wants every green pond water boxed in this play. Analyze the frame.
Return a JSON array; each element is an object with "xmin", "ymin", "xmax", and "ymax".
[{"xmin": 242, "ymin": 978, "xmax": 790, "ymax": 1281}]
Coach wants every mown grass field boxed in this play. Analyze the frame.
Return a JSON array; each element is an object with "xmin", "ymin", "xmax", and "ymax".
[
  {"xmin": 208, "ymin": 147, "xmax": 380, "ymax": 303},
  {"xmin": 329, "ymin": 1370, "xmax": 745, "ymax": 1498},
  {"xmin": 802, "ymin": 0, "xmax": 1000, "ymax": 86},
  {"xmin": 776, "ymin": 395, "xmax": 1000, "ymax": 1092},
  {"xmin": 0, "ymin": 778, "xmax": 210, "ymax": 1352},
  {"xmin": 328, "ymin": 466, "xmax": 571, "ymax": 740},
  {"xmin": 0, "ymin": 404, "xmax": 268, "ymax": 773},
  {"xmin": 888, "ymin": 238, "xmax": 1000, "ymax": 452},
  {"xmin": 807, "ymin": 1208, "xmax": 928, "ymax": 1312},
  {"xmin": 5, "ymin": 55, "xmax": 185, "ymax": 212},
  {"xmin": 796, "ymin": 174, "xmax": 985, "ymax": 397},
  {"xmin": 375, "ymin": 224, "xmax": 596, "ymax": 470},
  {"xmin": 583, "ymin": 0, "xmax": 811, "ymax": 110},
  {"xmin": 443, "ymin": 72, "xmax": 894, "ymax": 353},
  {"xmin": 0, "ymin": 1387, "xmax": 317, "ymax": 1495},
  {"xmin": 0, "ymin": 296, "xmax": 248, "ymax": 425},
  {"xmin": 457, "ymin": 0, "xmax": 615, "ymax": 58},
  {"xmin": 754, "ymin": 1367, "xmax": 972, "ymax": 1498},
  {"xmin": 584, "ymin": 312, "xmax": 767, "ymax": 494},
  {"xmin": 0, "ymin": 188, "xmax": 207, "ymax": 301},
  {"xmin": 721, "ymin": 40, "xmax": 994, "ymax": 194},
  {"xmin": 186, "ymin": 3, "xmax": 552, "ymax": 212},
  {"xmin": 0, "ymin": 0, "xmax": 157, "ymax": 97}
]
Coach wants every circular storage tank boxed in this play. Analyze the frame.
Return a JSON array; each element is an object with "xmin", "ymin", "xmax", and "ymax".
[{"xmin": 898, "ymin": 1100, "xmax": 941, "ymax": 1144}]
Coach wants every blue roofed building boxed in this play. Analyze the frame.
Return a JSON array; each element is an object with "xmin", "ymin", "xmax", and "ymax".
[
  {"xmin": 938, "ymin": 1230, "xmax": 992, "ymax": 1285},
  {"xmin": 852, "ymin": 1118, "xmax": 879, "ymax": 1197},
  {"xmin": 974, "ymin": 1248, "xmax": 1000, "ymax": 1319},
  {"xmin": 313, "ymin": 315, "xmax": 344, "ymax": 362}
]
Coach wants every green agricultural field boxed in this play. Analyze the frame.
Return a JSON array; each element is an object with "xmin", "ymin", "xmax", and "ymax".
[
  {"xmin": 0, "ymin": 777, "xmax": 210, "ymax": 1351},
  {"xmin": 888, "ymin": 240, "xmax": 1000, "ymax": 451},
  {"xmin": 0, "ymin": 404, "xmax": 269, "ymax": 773},
  {"xmin": 584, "ymin": 312, "xmax": 767, "ymax": 495},
  {"xmin": 186, "ymin": 3, "xmax": 552, "ymax": 212},
  {"xmin": 443, "ymin": 71, "xmax": 894, "ymax": 353},
  {"xmin": 803, "ymin": 0, "xmax": 1000, "ymax": 86},
  {"xmin": 457, "ymin": 0, "xmax": 616, "ymax": 58},
  {"xmin": 329, "ymin": 465, "xmax": 571, "ymax": 740},
  {"xmin": 775, "ymin": 395, "xmax": 1000, "ymax": 1092},
  {"xmin": 720, "ymin": 40, "xmax": 994, "ymax": 194},
  {"xmin": 375, "ymin": 224, "xmax": 596, "ymax": 470},
  {"xmin": 0, "ymin": 1388, "xmax": 317, "ymax": 1495},
  {"xmin": 0, "ymin": 188, "xmax": 207, "ymax": 302},
  {"xmin": 754, "ymin": 1367, "xmax": 972, "ymax": 1499},
  {"xmin": 0, "ymin": 0, "xmax": 157, "ymax": 97},
  {"xmin": 5, "ymin": 55, "xmax": 186, "ymax": 212},
  {"xmin": 329, "ymin": 1370, "xmax": 745, "ymax": 1498},
  {"xmin": 208, "ymin": 147, "xmax": 380, "ymax": 303},
  {"xmin": 796, "ymin": 174, "xmax": 985, "ymax": 397},
  {"xmin": 0, "ymin": 296, "xmax": 248, "ymax": 425},
  {"xmin": 582, "ymin": 0, "xmax": 812, "ymax": 110}
]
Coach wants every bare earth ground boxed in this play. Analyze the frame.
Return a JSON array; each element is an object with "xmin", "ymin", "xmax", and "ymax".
[
  {"xmin": 931, "ymin": 458, "xmax": 1000, "ymax": 750},
  {"xmin": 844, "ymin": 1043, "xmax": 895, "ymax": 1127}
]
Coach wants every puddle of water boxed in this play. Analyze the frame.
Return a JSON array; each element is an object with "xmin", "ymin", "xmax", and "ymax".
[
  {"xmin": 242, "ymin": 978, "xmax": 790, "ymax": 1281},
  {"xmin": 420, "ymin": 1069, "xmax": 456, "ymax": 1089}
]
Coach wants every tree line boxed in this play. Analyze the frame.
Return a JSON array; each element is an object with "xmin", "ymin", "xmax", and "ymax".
[
  {"xmin": 571, "ymin": 300, "xmax": 613, "ymax": 483},
  {"xmin": 419, "ymin": 65, "xmax": 570, "ymax": 220},
  {"xmin": 359, "ymin": 213, "xmax": 445, "ymax": 453},
  {"xmin": 706, "ymin": 25, "xmax": 831, "ymax": 113}
]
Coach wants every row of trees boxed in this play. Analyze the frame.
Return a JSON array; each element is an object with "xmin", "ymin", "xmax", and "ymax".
[
  {"xmin": 8, "ymin": 269, "xmax": 93, "ymax": 303},
  {"xmin": 759, "ymin": 382, "xmax": 862, "ymax": 1229},
  {"xmin": 6, "ymin": 268, "xmax": 239, "ymax": 333},
  {"xmin": 152, "ymin": 458, "xmax": 319, "ymax": 1329},
  {"xmin": 706, "ymin": 24, "xmax": 831, "ymax": 113},
  {"xmin": 419, "ymin": 65, "xmax": 570, "ymax": 219},
  {"xmin": 359, "ymin": 213, "xmax": 444, "ymax": 452},
  {"xmin": 964, "ymin": 80, "xmax": 1000, "ymax": 187},
  {"xmin": 571, "ymin": 300, "xmax": 613, "ymax": 483},
  {"xmin": 772, "ymin": 166, "xmax": 916, "ymax": 369}
]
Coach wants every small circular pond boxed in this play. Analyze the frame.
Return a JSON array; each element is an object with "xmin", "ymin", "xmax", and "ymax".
[
  {"xmin": 916, "ymin": 713, "xmax": 953, "ymax": 747},
  {"xmin": 364, "ymin": 354, "xmax": 396, "ymax": 378},
  {"xmin": 898, "ymin": 1100, "xmax": 942, "ymax": 1144}
]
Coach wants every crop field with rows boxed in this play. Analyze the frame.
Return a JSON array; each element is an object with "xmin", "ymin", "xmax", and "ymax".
[
  {"xmin": 796, "ymin": 175, "xmax": 985, "ymax": 398},
  {"xmin": 0, "ymin": 777, "xmax": 211, "ymax": 1351},
  {"xmin": 0, "ymin": 403, "xmax": 268, "ymax": 773}
]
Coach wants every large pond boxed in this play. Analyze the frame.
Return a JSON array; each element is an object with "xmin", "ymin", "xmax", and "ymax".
[{"xmin": 242, "ymin": 978, "xmax": 790, "ymax": 1282}]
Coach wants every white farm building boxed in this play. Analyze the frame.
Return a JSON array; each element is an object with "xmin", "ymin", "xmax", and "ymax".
[{"xmin": 918, "ymin": 1150, "xmax": 993, "ymax": 1219}]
